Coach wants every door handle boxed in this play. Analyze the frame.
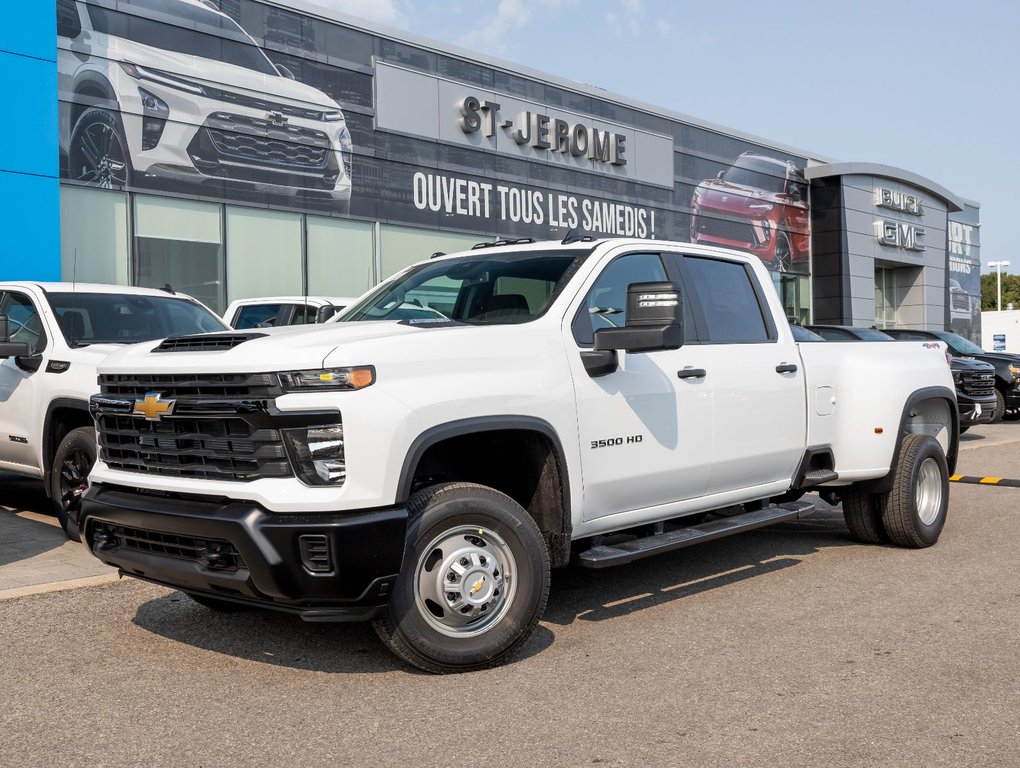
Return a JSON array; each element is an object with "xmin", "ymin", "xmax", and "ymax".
[
  {"xmin": 775, "ymin": 363, "xmax": 798, "ymax": 374},
  {"xmin": 677, "ymin": 367, "xmax": 707, "ymax": 380}
]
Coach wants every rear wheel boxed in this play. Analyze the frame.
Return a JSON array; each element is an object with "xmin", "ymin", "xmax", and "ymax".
[
  {"xmin": 841, "ymin": 487, "xmax": 887, "ymax": 544},
  {"xmin": 773, "ymin": 230, "xmax": 793, "ymax": 272},
  {"xmin": 50, "ymin": 426, "xmax": 96, "ymax": 542},
  {"xmin": 878, "ymin": 433, "xmax": 949, "ymax": 548},
  {"xmin": 374, "ymin": 482, "xmax": 550, "ymax": 673}
]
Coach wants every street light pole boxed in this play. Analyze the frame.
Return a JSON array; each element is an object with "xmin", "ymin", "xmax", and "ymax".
[{"xmin": 988, "ymin": 261, "xmax": 1011, "ymax": 312}]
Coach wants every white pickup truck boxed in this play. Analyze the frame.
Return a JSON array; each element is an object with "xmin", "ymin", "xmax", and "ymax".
[
  {"xmin": 81, "ymin": 237, "xmax": 958, "ymax": 673},
  {"xmin": 0, "ymin": 282, "xmax": 228, "ymax": 539}
]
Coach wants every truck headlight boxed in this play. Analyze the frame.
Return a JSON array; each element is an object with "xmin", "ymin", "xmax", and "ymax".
[
  {"xmin": 1009, "ymin": 364, "xmax": 1020, "ymax": 378},
  {"xmin": 280, "ymin": 366, "xmax": 374, "ymax": 391},
  {"xmin": 284, "ymin": 424, "xmax": 346, "ymax": 486}
]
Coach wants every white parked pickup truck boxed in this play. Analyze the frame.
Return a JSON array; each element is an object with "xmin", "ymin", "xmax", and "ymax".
[
  {"xmin": 81, "ymin": 237, "xmax": 958, "ymax": 672},
  {"xmin": 0, "ymin": 282, "xmax": 228, "ymax": 539}
]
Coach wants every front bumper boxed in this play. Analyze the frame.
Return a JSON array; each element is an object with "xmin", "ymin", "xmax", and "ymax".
[
  {"xmin": 958, "ymin": 395, "xmax": 996, "ymax": 424},
  {"xmin": 81, "ymin": 483, "xmax": 407, "ymax": 622}
]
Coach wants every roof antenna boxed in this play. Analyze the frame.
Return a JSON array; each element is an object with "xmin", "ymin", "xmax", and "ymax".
[{"xmin": 161, "ymin": 283, "xmax": 176, "ymax": 295}]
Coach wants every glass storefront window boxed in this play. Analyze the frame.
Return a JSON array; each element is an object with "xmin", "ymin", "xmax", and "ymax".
[
  {"xmin": 771, "ymin": 272, "xmax": 811, "ymax": 325},
  {"xmin": 306, "ymin": 216, "xmax": 374, "ymax": 299},
  {"xmin": 60, "ymin": 186, "xmax": 130, "ymax": 285},
  {"xmin": 379, "ymin": 225, "xmax": 483, "ymax": 280},
  {"xmin": 135, "ymin": 195, "xmax": 224, "ymax": 313},
  {"xmin": 225, "ymin": 207, "xmax": 303, "ymax": 302},
  {"xmin": 874, "ymin": 267, "xmax": 897, "ymax": 328}
]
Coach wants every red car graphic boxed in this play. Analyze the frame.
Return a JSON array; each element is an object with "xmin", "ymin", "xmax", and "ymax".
[{"xmin": 690, "ymin": 152, "xmax": 809, "ymax": 272}]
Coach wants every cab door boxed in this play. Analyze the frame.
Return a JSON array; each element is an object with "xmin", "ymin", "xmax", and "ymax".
[
  {"xmin": 565, "ymin": 250, "xmax": 712, "ymax": 522},
  {"xmin": 676, "ymin": 254, "xmax": 806, "ymax": 496},
  {"xmin": 0, "ymin": 292, "xmax": 49, "ymax": 472}
]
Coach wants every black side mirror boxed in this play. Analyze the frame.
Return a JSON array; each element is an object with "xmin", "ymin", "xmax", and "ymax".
[
  {"xmin": 315, "ymin": 304, "xmax": 338, "ymax": 323},
  {"xmin": 593, "ymin": 282, "xmax": 685, "ymax": 354},
  {"xmin": 0, "ymin": 313, "xmax": 32, "ymax": 359}
]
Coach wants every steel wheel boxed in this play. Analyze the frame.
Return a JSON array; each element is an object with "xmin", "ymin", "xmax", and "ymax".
[
  {"xmin": 915, "ymin": 457, "xmax": 944, "ymax": 525},
  {"xmin": 413, "ymin": 525, "xmax": 517, "ymax": 638}
]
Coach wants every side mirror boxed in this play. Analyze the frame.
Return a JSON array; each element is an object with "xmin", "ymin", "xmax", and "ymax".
[
  {"xmin": 315, "ymin": 304, "xmax": 338, "ymax": 323},
  {"xmin": 0, "ymin": 314, "xmax": 31, "ymax": 359},
  {"xmin": 716, "ymin": 170, "xmax": 725, "ymax": 180},
  {"xmin": 593, "ymin": 282, "xmax": 685, "ymax": 354}
]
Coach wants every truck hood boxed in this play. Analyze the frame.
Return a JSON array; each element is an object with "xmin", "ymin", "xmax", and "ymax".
[
  {"xmin": 97, "ymin": 321, "xmax": 471, "ymax": 374},
  {"xmin": 972, "ymin": 351, "xmax": 1020, "ymax": 366}
]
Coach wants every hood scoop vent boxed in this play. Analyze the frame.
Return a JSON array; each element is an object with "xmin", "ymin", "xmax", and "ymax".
[{"xmin": 154, "ymin": 333, "xmax": 267, "ymax": 353}]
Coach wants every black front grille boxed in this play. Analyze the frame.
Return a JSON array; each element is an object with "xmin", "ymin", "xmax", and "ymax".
[
  {"xmin": 155, "ymin": 333, "xmax": 266, "ymax": 353},
  {"xmin": 94, "ymin": 522, "xmax": 245, "ymax": 570},
  {"xmin": 96, "ymin": 413, "xmax": 290, "ymax": 481},
  {"xmin": 695, "ymin": 216, "xmax": 756, "ymax": 245},
  {"xmin": 98, "ymin": 373, "xmax": 283, "ymax": 399},
  {"xmin": 960, "ymin": 371, "xmax": 995, "ymax": 397},
  {"xmin": 95, "ymin": 373, "xmax": 291, "ymax": 481}
]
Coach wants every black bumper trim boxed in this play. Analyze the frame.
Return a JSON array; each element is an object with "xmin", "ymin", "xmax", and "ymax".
[{"xmin": 81, "ymin": 484, "xmax": 407, "ymax": 619}]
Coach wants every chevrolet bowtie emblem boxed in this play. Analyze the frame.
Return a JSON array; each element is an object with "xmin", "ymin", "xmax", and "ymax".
[
  {"xmin": 133, "ymin": 392, "xmax": 176, "ymax": 422},
  {"xmin": 469, "ymin": 577, "xmax": 485, "ymax": 597}
]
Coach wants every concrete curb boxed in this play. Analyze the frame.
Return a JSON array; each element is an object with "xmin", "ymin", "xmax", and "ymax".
[{"xmin": 0, "ymin": 573, "xmax": 121, "ymax": 601}]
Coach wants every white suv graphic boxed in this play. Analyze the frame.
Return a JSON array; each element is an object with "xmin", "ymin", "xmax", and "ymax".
[{"xmin": 57, "ymin": 0, "xmax": 353, "ymax": 212}]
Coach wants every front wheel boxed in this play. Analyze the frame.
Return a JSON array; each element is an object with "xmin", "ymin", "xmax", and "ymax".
[
  {"xmin": 374, "ymin": 482, "xmax": 550, "ymax": 673},
  {"xmin": 992, "ymin": 389, "xmax": 1006, "ymax": 423},
  {"xmin": 69, "ymin": 107, "xmax": 132, "ymax": 188},
  {"xmin": 773, "ymin": 230, "xmax": 793, "ymax": 273},
  {"xmin": 878, "ymin": 433, "xmax": 949, "ymax": 548},
  {"xmin": 50, "ymin": 426, "xmax": 96, "ymax": 542}
]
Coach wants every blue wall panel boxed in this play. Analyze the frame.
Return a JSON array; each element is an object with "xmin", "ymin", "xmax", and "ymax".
[
  {"xmin": 0, "ymin": 2, "xmax": 56, "ymax": 62},
  {"xmin": 0, "ymin": 3, "xmax": 60, "ymax": 283}
]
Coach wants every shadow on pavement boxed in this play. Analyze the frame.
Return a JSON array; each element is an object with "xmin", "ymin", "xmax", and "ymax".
[
  {"xmin": 0, "ymin": 472, "xmax": 51, "ymax": 515},
  {"xmin": 129, "ymin": 504, "xmax": 853, "ymax": 674},
  {"xmin": 131, "ymin": 589, "xmax": 556, "ymax": 675},
  {"xmin": 0, "ymin": 472, "xmax": 66, "ymax": 567},
  {"xmin": 543, "ymin": 506, "xmax": 855, "ymax": 626}
]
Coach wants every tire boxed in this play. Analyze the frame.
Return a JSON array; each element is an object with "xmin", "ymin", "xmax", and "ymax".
[
  {"xmin": 50, "ymin": 426, "xmax": 96, "ymax": 542},
  {"xmin": 773, "ymin": 230, "xmax": 793, "ymax": 273},
  {"xmin": 841, "ymin": 486, "xmax": 887, "ymax": 544},
  {"xmin": 68, "ymin": 107, "xmax": 132, "ymax": 188},
  {"xmin": 373, "ymin": 482, "xmax": 550, "ymax": 674},
  {"xmin": 991, "ymin": 389, "xmax": 1006, "ymax": 423},
  {"xmin": 878, "ymin": 433, "xmax": 949, "ymax": 548},
  {"xmin": 185, "ymin": 593, "xmax": 250, "ymax": 612}
]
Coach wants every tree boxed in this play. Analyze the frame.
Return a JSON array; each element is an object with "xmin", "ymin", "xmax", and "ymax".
[{"xmin": 980, "ymin": 272, "xmax": 1020, "ymax": 311}]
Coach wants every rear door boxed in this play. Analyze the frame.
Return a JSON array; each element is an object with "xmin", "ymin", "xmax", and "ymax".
[{"xmin": 677, "ymin": 254, "xmax": 805, "ymax": 497}]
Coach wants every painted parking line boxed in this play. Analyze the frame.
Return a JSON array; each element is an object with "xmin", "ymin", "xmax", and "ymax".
[{"xmin": 949, "ymin": 474, "xmax": 1020, "ymax": 487}]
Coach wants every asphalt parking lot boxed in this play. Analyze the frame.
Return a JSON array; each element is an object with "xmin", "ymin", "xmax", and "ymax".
[{"xmin": 1, "ymin": 425, "xmax": 1018, "ymax": 767}]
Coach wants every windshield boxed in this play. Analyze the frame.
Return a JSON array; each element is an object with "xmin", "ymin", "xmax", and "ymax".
[
  {"xmin": 720, "ymin": 156, "xmax": 787, "ymax": 194},
  {"xmin": 87, "ymin": 1, "xmax": 278, "ymax": 76},
  {"xmin": 933, "ymin": 330, "xmax": 986, "ymax": 355},
  {"xmin": 342, "ymin": 251, "xmax": 584, "ymax": 325},
  {"xmin": 48, "ymin": 292, "xmax": 228, "ymax": 347}
]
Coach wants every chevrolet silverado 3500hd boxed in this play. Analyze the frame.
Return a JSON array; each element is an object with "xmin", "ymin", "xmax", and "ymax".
[{"xmin": 81, "ymin": 237, "xmax": 957, "ymax": 672}]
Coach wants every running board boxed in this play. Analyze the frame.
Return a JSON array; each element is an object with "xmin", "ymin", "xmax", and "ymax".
[{"xmin": 577, "ymin": 499, "xmax": 817, "ymax": 569}]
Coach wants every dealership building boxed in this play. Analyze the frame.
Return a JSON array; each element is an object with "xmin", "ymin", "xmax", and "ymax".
[{"xmin": 3, "ymin": 0, "xmax": 982, "ymax": 337}]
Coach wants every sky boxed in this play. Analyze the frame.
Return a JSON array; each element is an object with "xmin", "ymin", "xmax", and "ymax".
[{"xmin": 310, "ymin": 0, "xmax": 1018, "ymax": 274}]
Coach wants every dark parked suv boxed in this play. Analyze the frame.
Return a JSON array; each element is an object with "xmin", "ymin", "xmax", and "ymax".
[
  {"xmin": 808, "ymin": 325, "xmax": 996, "ymax": 431},
  {"xmin": 884, "ymin": 329, "xmax": 1020, "ymax": 423}
]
